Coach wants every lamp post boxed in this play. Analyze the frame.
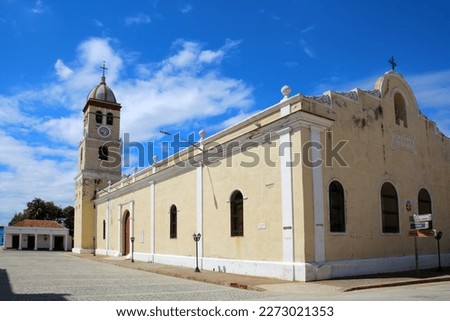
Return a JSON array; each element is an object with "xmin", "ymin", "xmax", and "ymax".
[
  {"xmin": 435, "ymin": 231, "xmax": 443, "ymax": 272},
  {"xmin": 130, "ymin": 236, "xmax": 135, "ymax": 263},
  {"xmin": 92, "ymin": 236, "xmax": 96, "ymax": 256},
  {"xmin": 192, "ymin": 233, "xmax": 201, "ymax": 272}
]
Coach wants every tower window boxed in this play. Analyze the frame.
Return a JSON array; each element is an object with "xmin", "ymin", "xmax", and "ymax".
[
  {"xmin": 98, "ymin": 146, "xmax": 108, "ymax": 161},
  {"xmin": 230, "ymin": 190, "xmax": 244, "ymax": 237},
  {"xmin": 329, "ymin": 181, "xmax": 346, "ymax": 233},
  {"xmin": 170, "ymin": 205, "xmax": 177, "ymax": 239},
  {"xmin": 106, "ymin": 112, "xmax": 113, "ymax": 125},
  {"xmin": 96, "ymin": 111, "xmax": 103, "ymax": 124},
  {"xmin": 394, "ymin": 93, "xmax": 407, "ymax": 128},
  {"xmin": 381, "ymin": 182, "xmax": 399, "ymax": 233}
]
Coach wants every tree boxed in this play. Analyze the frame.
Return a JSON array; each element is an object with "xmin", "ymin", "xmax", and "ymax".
[
  {"xmin": 8, "ymin": 198, "xmax": 74, "ymax": 235},
  {"xmin": 61, "ymin": 206, "xmax": 74, "ymax": 236},
  {"xmin": 9, "ymin": 212, "xmax": 25, "ymax": 226}
]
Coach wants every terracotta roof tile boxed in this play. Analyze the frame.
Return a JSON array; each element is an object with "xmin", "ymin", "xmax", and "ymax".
[{"xmin": 13, "ymin": 219, "xmax": 66, "ymax": 229}]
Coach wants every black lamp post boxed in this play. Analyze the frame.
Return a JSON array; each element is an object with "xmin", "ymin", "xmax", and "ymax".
[
  {"xmin": 192, "ymin": 233, "xmax": 201, "ymax": 272},
  {"xmin": 92, "ymin": 236, "xmax": 96, "ymax": 256},
  {"xmin": 435, "ymin": 231, "xmax": 443, "ymax": 272},
  {"xmin": 130, "ymin": 236, "xmax": 135, "ymax": 263}
]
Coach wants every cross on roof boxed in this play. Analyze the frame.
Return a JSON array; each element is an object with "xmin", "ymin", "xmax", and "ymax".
[
  {"xmin": 389, "ymin": 56, "xmax": 397, "ymax": 71},
  {"xmin": 100, "ymin": 61, "xmax": 108, "ymax": 77}
]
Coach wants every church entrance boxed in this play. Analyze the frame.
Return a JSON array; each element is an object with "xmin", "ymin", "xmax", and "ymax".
[{"xmin": 123, "ymin": 211, "xmax": 130, "ymax": 256}]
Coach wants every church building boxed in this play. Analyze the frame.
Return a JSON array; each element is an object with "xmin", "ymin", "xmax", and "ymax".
[{"xmin": 73, "ymin": 69, "xmax": 450, "ymax": 281}]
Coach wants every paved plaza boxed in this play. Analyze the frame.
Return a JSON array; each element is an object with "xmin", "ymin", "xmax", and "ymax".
[
  {"xmin": 1, "ymin": 249, "xmax": 450, "ymax": 301},
  {"xmin": 0, "ymin": 250, "xmax": 271, "ymax": 301}
]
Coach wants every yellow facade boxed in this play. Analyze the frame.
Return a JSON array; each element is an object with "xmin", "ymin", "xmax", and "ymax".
[{"xmin": 75, "ymin": 71, "xmax": 450, "ymax": 281}]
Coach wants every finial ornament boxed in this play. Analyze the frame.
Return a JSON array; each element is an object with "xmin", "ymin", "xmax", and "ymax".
[
  {"xmin": 389, "ymin": 56, "xmax": 397, "ymax": 71},
  {"xmin": 281, "ymin": 85, "xmax": 291, "ymax": 100}
]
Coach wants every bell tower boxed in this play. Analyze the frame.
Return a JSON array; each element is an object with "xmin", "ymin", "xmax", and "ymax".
[{"xmin": 73, "ymin": 65, "xmax": 122, "ymax": 254}]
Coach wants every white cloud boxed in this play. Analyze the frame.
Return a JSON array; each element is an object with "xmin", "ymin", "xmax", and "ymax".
[
  {"xmin": 54, "ymin": 59, "xmax": 73, "ymax": 80},
  {"xmin": 300, "ymin": 39, "xmax": 314, "ymax": 58},
  {"xmin": 39, "ymin": 115, "xmax": 82, "ymax": 146},
  {"xmin": 0, "ymin": 37, "xmax": 254, "ymax": 225},
  {"xmin": 407, "ymin": 70, "xmax": 450, "ymax": 109},
  {"xmin": 301, "ymin": 25, "xmax": 315, "ymax": 34},
  {"xmin": 180, "ymin": 3, "xmax": 193, "ymax": 14},
  {"xmin": 0, "ymin": 131, "xmax": 76, "ymax": 225},
  {"xmin": 407, "ymin": 70, "xmax": 450, "ymax": 136},
  {"xmin": 125, "ymin": 13, "xmax": 151, "ymax": 25},
  {"xmin": 31, "ymin": 0, "xmax": 48, "ymax": 14},
  {"xmin": 312, "ymin": 71, "xmax": 450, "ymax": 136}
]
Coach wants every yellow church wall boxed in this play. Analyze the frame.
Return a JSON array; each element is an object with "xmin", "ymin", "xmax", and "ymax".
[
  {"xmin": 94, "ymin": 184, "xmax": 152, "ymax": 255},
  {"xmin": 320, "ymin": 73, "xmax": 450, "ymax": 262},
  {"xmin": 202, "ymin": 136, "xmax": 284, "ymax": 262},
  {"xmin": 293, "ymin": 126, "xmax": 317, "ymax": 264},
  {"xmin": 154, "ymin": 169, "xmax": 198, "ymax": 256},
  {"xmin": 82, "ymin": 71, "xmax": 449, "ymax": 281}
]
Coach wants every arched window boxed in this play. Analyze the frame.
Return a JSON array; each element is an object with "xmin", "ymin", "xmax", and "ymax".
[
  {"xmin": 230, "ymin": 190, "xmax": 244, "ymax": 237},
  {"xmin": 106, "ymin": 112, "xmax": 113, "ymax": 125},
  {"xmin": 381, "ymin": 182, "xmax": 399, "ymax": 233},
  {"xmin": 96, "ymin": 111, "xmax": 103, "ymax": 124},
  {"xmin": 418, "ymin": 188, "xmax": 432, "ymax": 228},
  {"xmin": 170, "ymin": 205, "xmax": 177, "ymax": 239},
  {"xmin": 418, "ymin": 189, "xmax": 432, "ymax": 214},
  {"xmin": 394, "ymin": 93, "xmax": 407, "ymax": 128},
  {"xmin": 329, "ymin": 181, "xmax": 345, "ymax": 233},
  {"xmin": 98, "ymin": 146, "xmax": 108, "ymax": 161}
]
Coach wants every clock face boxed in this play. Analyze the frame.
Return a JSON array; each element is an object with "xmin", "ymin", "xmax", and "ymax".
[{"xmin": 98, "ymin": 126, "xmax": 111, "ymax": 138}]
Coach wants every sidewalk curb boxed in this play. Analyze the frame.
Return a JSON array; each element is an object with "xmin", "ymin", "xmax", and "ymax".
[
  {"xmin": 344, "ymin": 276, "xmax": 450, "ymax": 292},
  {"xmin": 70, "ymin": 253, "xmax": 450, "ymax": 294}
]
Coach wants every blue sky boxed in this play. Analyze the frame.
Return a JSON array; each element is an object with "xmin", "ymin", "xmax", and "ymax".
[{"xmin": 1, "ymin": 0, "xmax": 449, "ymax": 226}]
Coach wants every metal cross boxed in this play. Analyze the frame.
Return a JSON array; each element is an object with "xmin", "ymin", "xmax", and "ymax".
[
  {"xmin": 100, "ymin": 61, "xmax": 108, "ymax": 77},
  {"xmin": 389, "ymin": 56, "xmax": 397, "ymax": 71}
]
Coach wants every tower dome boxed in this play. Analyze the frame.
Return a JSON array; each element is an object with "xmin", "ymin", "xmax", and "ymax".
[{"xmin": 87, "ymin": 75, "xmax": 117, "ymax": 103}]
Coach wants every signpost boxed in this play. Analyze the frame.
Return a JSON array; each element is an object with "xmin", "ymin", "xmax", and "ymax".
[
  {"xmin": 408, "ymin": 213, "xmax": 433, "ymax": 275},
  {"xmin": 408, "ymin": 229, "xmax": 436, "ymax": 237}
]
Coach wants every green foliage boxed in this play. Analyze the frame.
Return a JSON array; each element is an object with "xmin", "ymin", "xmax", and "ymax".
[{"xmin": 8, "ymin": 198, "xmax": 74, "ymax": 235}]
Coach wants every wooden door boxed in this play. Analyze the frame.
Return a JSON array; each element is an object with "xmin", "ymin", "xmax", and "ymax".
[{"xmin": 123, "ymin": 212, "xmax": 130, "ymax": 255}]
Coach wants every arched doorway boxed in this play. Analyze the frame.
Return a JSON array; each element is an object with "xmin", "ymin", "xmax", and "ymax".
[{"xmin": 123, "ymin": 211, "xmax": 130, "ymax": 255}]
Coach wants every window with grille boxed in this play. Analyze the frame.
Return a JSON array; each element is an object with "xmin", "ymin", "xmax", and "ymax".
[
  {"xmin": 170, "ymin": 205, "xmax": 177, "ymax": 239},
  {"xmin": 230, "ymin": 191, "xmax": 244, "ymax": 237},
  {"xmin": 381, "ymin": 182, "xmax": 400, "ymax": 233},
  {"xmin": 329, "ymin": 181, "xmax": 346, "ymax": 233}
]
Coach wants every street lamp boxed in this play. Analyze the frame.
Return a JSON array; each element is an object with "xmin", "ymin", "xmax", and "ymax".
[
  {"xmin": 159, "ymin": 130, "xmax": 205, "ymax": 152},
  {"xmin": 192, "ymin": 233, "xmax": 201, "ymax": 272},
  {"xmin": 92, "ymin": 236, "xmax": 96, "ymax": 256},
  {"xmin": 435, "ymin": 231, "xmax": 443, "ymax": 272},
  {"xmin": 130, "ymin": 236, "xmax": 135, "ymax": 263}
]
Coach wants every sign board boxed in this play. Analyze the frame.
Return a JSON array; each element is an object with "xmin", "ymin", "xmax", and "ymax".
[
  {"xmin": 409, "ymin": 214, "xmax": 432, "ymax": 222},
  {"xmin": 409, "ymin": 229, "xmax": 436, "ymax": 238},
  {"xmin": 410, "ymin": 222, "xmax": 429, "ymax": 230}
]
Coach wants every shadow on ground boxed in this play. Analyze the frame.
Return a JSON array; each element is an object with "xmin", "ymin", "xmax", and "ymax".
[{"xmin": 0, "ymin": 268, "xmax": 69, "ymax": 301}]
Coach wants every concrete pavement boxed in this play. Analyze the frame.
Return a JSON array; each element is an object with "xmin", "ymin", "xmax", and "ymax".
[{"xmin": 1, "ymin": 249, "xmax": 449, "ymax": 300}]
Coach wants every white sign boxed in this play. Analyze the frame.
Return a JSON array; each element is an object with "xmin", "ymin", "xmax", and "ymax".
[
  {"xmin": 391, "ymin": 129, "xmax": 416, "ymax": 153},
  {"xmin": 410, "ymin": 214, "xmax": 432, "ymax": 222}
]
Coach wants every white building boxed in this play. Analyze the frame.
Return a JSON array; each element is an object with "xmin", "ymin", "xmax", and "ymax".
[{"xmin": 3, "ymin": 220, "xmax": 71, "ymax": 251}]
